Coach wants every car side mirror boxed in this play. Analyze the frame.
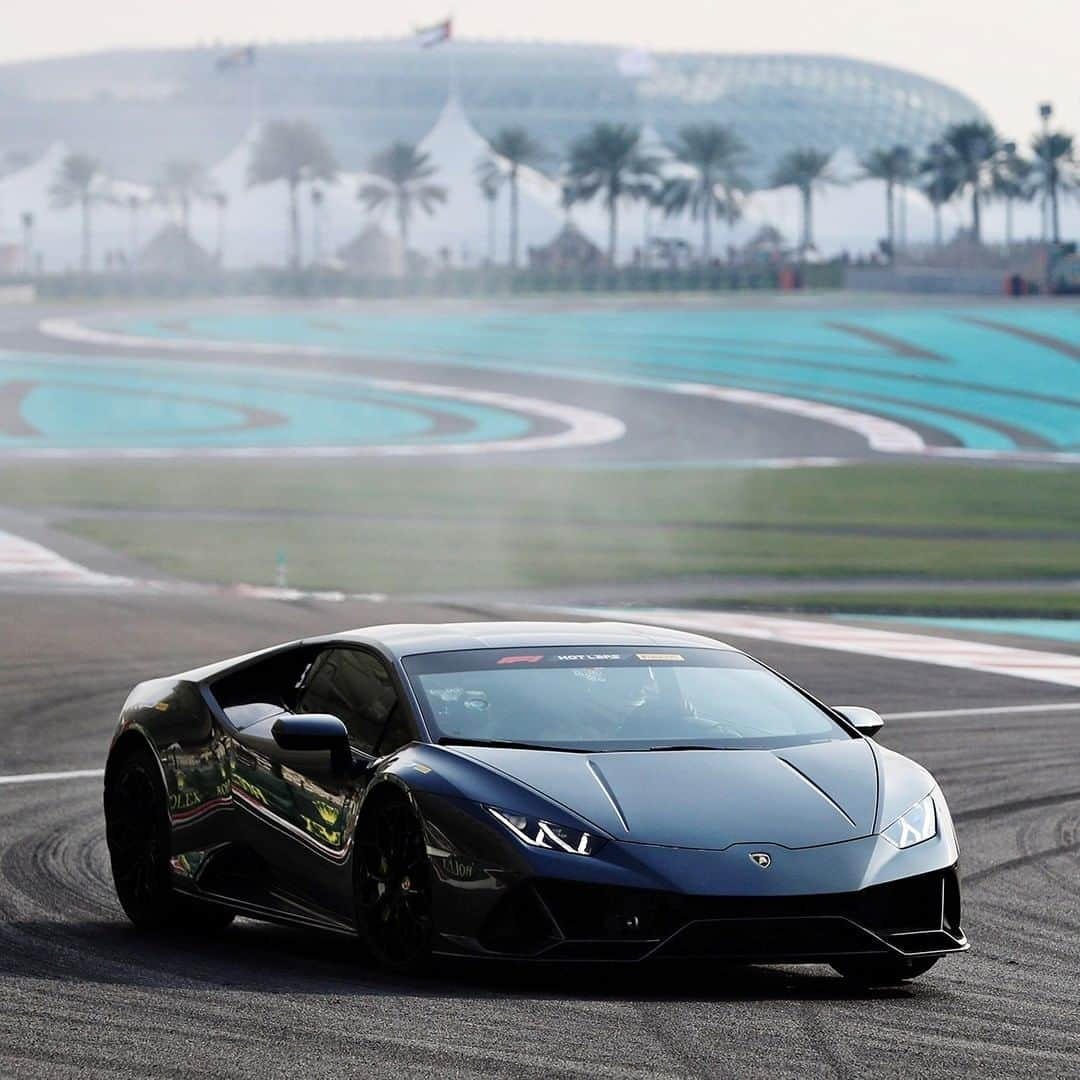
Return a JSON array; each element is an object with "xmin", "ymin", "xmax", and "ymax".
[
  {"xmin": 272, "ymin": 713, "xmax": 351, "ymax": 772},
  {"xmin": 835, "ymin": 706, "xmax": 885, "ymax": 738}
]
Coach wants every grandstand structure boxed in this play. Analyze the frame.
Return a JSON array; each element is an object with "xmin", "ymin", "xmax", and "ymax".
[
  {"xmin": 0, "ymin": 41, "xmax": 993, "ymax": 269},
  {"xmin": 0, "ymin": 41, "xmax": 986, "ymax": 182}
]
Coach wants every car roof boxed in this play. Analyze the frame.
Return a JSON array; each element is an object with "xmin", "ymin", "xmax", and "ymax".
[
  {"xmin": 340, "ymin": 621, "xmax": 733, "ymax": 659},
  {"xmin": 173, "ymin": 621, "xmax": 734, "ymax": 684}
]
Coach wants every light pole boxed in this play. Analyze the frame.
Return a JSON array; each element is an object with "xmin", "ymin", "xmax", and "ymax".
[
  {"xmin": 310, "ymin": 185, "xmax": 324, "ymax": 266},
  {"xmin": 970, "ymin": 135, "xmax": 987, "ymax": 244},
  {"xmin": 929, "ymin": 141, "xmax": 946, "ymax": 249},
  {"xmin": 213, "ymin": 192, "xmax": 228, "ymax": 266},
  {"xmin": 20, "ymin": 211, "xmax": 34, "ymax": 276},
  {"xmin": 1002, "ymin": 140, "xmax": 1016, "ymax": 254},
  {"xmin": 896, "ymin": 145, "xmax": 912, "ymax": 255},
  {"xmin": 126, "ymin": 195, "xmax": 141, "ymax": 269},
  {"xmin": 1038, "ymin": 102, "xmax": 1052, "ymax": 241}
]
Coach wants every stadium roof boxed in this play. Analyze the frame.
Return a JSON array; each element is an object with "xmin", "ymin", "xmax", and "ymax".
[{"xmin": 0, "ymin": 40, "xmax": 987, "ymax": 183}]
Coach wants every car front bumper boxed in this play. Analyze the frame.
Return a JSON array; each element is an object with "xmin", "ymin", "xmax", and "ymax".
[
  {"xmin": 422, "ymin": 800, "xmax": 968, "ymax": 962},
  {"xmin": 437, "ymin": 864, "xmax": 967, "ymax": 962}
]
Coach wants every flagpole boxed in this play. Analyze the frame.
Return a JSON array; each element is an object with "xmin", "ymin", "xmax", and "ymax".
[
  {"xmin": 251, "ymin": 48, "xmax": 262, "ymax": 129},
  {"xmin": 448, "ymin": 15, "xmax": 458, "ymax": 101}
]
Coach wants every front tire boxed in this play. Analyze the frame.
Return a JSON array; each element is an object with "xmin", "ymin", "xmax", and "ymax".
[
  {"xmin": 354, "ymin": 795, "xmax": 433, "ymax": 973},
  {"xmin": 104, "ymin": 744, "xmax": 234, "ymax": 932},
  {"xmin": 831, "ymin": 955, "xmax": 939, "ymax": 985}
]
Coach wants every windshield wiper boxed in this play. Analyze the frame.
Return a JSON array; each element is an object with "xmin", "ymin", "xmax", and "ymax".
[{"xmin": 439, "ymin": 737, "xmax": 591, "ymax": 753}]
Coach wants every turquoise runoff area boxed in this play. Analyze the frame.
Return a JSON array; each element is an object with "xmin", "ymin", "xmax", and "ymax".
[
  {"xmin": 0, "ymin": 353, "xmax": 530, "ymax": 449},
  {"xmin": 847, "ymin": 616, "xmax": 1080, "ymax": 645},
  {"xmin": 117, "ymin": 303, "xmax": 1080, "ymax": 452}
]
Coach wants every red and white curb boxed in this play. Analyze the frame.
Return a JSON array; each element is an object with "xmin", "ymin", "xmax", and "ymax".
[{"xmin": 566, "ymin": 606, "xmax": 1080, "ymax": 690}]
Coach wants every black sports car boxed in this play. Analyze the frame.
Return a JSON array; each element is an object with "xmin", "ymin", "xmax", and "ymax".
[{"xmin": 104, "ymin": 621, "xmax": 967, "ymax": 981}]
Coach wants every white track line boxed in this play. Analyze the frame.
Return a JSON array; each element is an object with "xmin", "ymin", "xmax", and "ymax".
[
  {"xmin": 567, "ymin": 607, "xmax": 1080, "ymax": 689},
  {"xmin": 44, "ymin": 314, "xmax": 1080, "ymax": 465},
  {"xmin": 883, "ymin": 702, "xmax": 1080, "ymax": 720},
  {"xmin": 40, "ymin": 317, "xmax": 336, "ymax": 357},
  {"xmin": 670, "ymin": 382, "xmax": 926, "ymax": 453},
  {"xmin": 0, "ymin": 768, "xmax": 104, "ymax": 785},
  {"xmin": 31, "ymin": 318, "xmax": 625, "ymax": 458},
  {"xmin": 41, "ymin": 316, "xmax": 921, "ymax": 456}
]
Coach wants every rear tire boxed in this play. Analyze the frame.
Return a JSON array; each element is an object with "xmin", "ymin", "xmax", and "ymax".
[
  {"xmin": 831, "ymin": 955, "xmax": 939, "ymax": 985},
  {"xmin": 104, "ymin": 744, "xmax": 234, "ymax": 933},
  {"xmin": 354, "ymin": 795, "xmax": 433, "ymax": 973}
]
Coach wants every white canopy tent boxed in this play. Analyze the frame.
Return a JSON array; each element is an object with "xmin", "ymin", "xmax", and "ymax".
[{"xmin": 1, "ymin": 97, "xmax": 1073, "ymax": 271}]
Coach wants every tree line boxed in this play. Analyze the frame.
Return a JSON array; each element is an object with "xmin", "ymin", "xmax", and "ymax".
[{"xmin": 37, "ymin": 113, "xmax": 1080, "ymax": 273}]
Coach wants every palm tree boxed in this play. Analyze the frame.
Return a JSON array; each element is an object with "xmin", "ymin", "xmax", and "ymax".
[
  {"xmin": 918, "ymin": 143, "xmax": 961, "ymax": 248},
  {"xmin": 1030, "ymin": 131, "xmax": 1078, "ymax": 245},
  {"xmin": 939, "ymin": 121, "xmax": 1002, "ymax": 244},
  {"xmin": 248, "ymin": 120, "xmax": 337, "ymax": 269},
  {"xmin": 156, "ymin": 159, "xmax": 212, "ymax": 237},
  {"xmin": 474, "ymin": 157, "xmax": 501, "ymax": 264},
  {"xmin": 660, "ymin": 124, "xmax": 750, "ymax": 262},
  {"xmin": 861, "ymin": 145, "xmax": 914, "ymax": 258},
  {"xmin": 484, "ymin": 128, "xmax": 547, "ymax": 268},
  {"xmin": 565, "ymin": 123, "xmax": 659, "ymax": 263},
  {"xmin": 49, "ymin": 152, "xmax": 103, "ymax": 272},
  {"xmin": 770, "ymin": 148, "xmax": 837, "ymax": 255},
  {"xmin": 994, "ymin": 143, "xmax": 1034, "ymax": 251},
  {"xmin": 358, "ymin": 143, "xmax": 447, "ymax": 248}
]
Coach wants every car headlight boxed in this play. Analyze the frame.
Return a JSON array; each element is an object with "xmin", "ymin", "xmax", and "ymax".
[
  {"xmin": 487, "ymin": 807, "xmax": 601, "ymax": 855},
  {"xmin": 882, "ymin": 794, "xmax": 937, "ymax": 849}
]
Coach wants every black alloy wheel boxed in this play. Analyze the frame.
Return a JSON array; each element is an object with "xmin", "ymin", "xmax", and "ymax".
[
  {"xmin": 104, "ymin": 746, "xmax": 233, "ymax": 932},
  {"xmin": 355, "ymin": 797, "xmax": 433, "ymax": 972}
]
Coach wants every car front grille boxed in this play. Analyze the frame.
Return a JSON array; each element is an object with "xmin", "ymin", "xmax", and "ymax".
[{"xmin": 474, "ymin": 867, "xmax": 964, "ymax": 960}]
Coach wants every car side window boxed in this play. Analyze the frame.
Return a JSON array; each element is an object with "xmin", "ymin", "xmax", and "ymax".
[{"xmin": 297, "ymin": 649, "xmax": 400, "ymax": 756}]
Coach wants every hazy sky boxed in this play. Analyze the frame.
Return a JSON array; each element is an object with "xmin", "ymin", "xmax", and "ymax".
[{"xmin": 5, "ymin": 1, "xmax": 1078, "ymax": 140}]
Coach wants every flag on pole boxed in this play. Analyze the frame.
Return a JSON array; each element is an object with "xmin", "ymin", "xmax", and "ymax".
[
  {"xmin": 216, "ymin": 45, "xmax": 256, "ymax": 72},
  {"xmin": 415, "ymin": 18, "xmax": 452, "ymax": 49}
]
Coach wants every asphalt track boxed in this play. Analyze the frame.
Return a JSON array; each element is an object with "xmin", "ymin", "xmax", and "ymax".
[
  {"xmin": 0, "ymin": 298, "xmax": 1077, "ymax": 1077},
  {"xmin": 1, "ymin": 587, "xmax": 1079, "ymax": 1079}
]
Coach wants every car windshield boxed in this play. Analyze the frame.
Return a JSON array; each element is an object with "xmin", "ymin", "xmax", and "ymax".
[{"xmin": 403, "ymin": 646, "xmax": 850, "ymax": 751}]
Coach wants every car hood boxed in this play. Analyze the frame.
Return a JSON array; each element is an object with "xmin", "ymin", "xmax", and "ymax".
[{"xmin": 451, "ymin": 739, "xmax": 879, "ymax": 850}]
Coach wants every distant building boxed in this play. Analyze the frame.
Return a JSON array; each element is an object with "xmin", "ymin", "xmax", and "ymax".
[
  {"xmin": 1, "ymin": 43, "xmax": 1069, "ymax": 266},
  {"xmin": 0, "ymin": 243, "xmax": 20, "ymax": 274},
  {"xmin": 0, "ymin": 42, "xmax": 987, "ymax": 184},
  {"xmin": 137, "ymin": 224, "xmax": 216, "ymax": 274},
  {"xmin": 528, "ymin": 222, "xmax": 605, "ymax": 271},
  {"xmin": 337, "ymin": 224, "xmax": 406, "ymax": 278}
]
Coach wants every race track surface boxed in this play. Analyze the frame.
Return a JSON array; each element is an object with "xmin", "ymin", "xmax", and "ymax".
[{"xmin": 1, "ymin": 591, "xmax": 1078, "ymax": 1079}]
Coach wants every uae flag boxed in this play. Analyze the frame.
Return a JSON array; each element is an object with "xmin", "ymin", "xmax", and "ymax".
[
  {"xmin": 415, "ymin": 17, "xmax": 452, "ymax": 48},
  {"xmin": 216, "ymin": 45, "xmax": 256, "ymax": 72}
]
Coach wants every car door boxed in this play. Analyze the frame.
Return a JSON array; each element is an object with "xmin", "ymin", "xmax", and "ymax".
[{"xmin": 230, "ymin": 646, "xmax": 412, "ymax": 921}]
